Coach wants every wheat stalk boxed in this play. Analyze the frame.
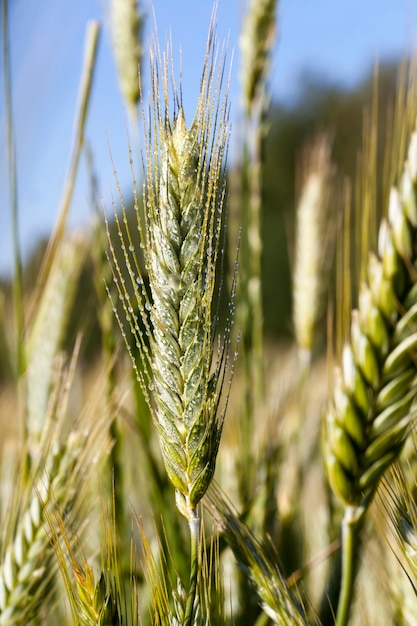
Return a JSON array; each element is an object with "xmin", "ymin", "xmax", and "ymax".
[
  {"xmin": 234, "ymin": 0, "xmax": 279, "ymax": 501},
  {"xmin": 30, "ymin": 21, "xmax": 100, "ymax": 323},
  {"xmin": 2, "ymin": 0, "xmax": 24, "ymax": 378}
]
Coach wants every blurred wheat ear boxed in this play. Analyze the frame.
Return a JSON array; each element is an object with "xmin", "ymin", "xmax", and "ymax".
[
  {"xmin": 26, "ymin": 234, "xmax": 87, "ymax": 458},
  {"xmin": 0, "ymin": 345, "xmax": 113, "ymax": 625},
  {"xmin": 240, "ymin": 0, "xmax": 277, "ymax": 118},
  {"xmin": 293, "ymin": 133, "xmax": 334, "ymax": 364},
  {"xmin": 109, "ymin": 0, "xmax": 144, "ymax": 118}
]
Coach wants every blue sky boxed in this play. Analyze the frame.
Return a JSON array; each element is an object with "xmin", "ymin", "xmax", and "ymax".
[{"xmin": 0, "ymin": 0, "xmax": 416, "ymax": 277}]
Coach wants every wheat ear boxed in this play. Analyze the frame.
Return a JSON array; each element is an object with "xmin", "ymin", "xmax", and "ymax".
[
  {"xmin": 0, "ymin": 436, "xmax": 84, "ymax": 625},
  {"xmin": 325, "ymin": 126, "xmax": 417, "ymax": 509},
  {"xmin": 293, "ymin": 134, "xmax": 333, "ymax": 363},
  {"xmin": 240, "ymin": 0, "xmax": 278, "ymax": 118},
  {"xmin": 108, "ymin": 25, "xmax": 231, "ymax": 522},
  {"xmin": 0, "ymin": 344, "xmax": 112, "ymax": 625},
  {"xmin": 324, "ymin": 124, "xmax": 417, "ymax": 625},
  {"xmin": 26, "ymin": 234, "xmax": 86, "ymax": 455},
  {"xmin": 109, "ymin": 0, "xmax": 143, "ymax": 118},
  {"xmin": 50, "ymin": 496, "xmax": 133, "ymax": 626}
]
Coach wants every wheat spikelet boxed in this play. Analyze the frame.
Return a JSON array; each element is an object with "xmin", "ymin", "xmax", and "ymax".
[
  {"xmin": 240, "ymin": 0, "xmax": 278, "ymax": 117},
  {"xmin": 325, "ymin": 123, "xmax": 417, "ymax": 508},
  {"xmin": 108, "ymin": 23, "xmax": 232, "ymax": 522},
  {"xmin": 109, "ymin": 0, "xmax": 143, "ymax": 117}
]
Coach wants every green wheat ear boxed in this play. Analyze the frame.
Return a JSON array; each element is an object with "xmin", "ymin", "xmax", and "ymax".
[
  {"xmin": 325, "ymin": 123, "xmax": 417, "ymax": 509},
  {"xmin": 108, "ymin": 21, "xmax": 232, "ymax": 522}
]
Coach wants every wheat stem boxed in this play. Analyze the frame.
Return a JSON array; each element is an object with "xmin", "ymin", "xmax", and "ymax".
[
  {"xmin": 335, "ymin": 506, "xmax": 361, "ymax": 626},
  {"xmin": 30, "ymin": 21, "xmax": 100, "ymax": 321},
  {"xmin": 184, "ymin": 515, "xmax": 200, "ymax": 626},
  {"xmin": 1, "ymin": 0, "xmax": 24, "ymax": 378},
  {"xmin": 236, "ymin": 0, "xmax": 278, "ymax": 508}
]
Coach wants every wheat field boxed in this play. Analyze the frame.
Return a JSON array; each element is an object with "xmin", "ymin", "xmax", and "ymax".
[{"xmin": 2, "ymin": 1, "xmax": 417, "ymax": 624}]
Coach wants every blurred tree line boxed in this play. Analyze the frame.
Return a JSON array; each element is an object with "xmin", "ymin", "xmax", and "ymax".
[{"xmin": 0, "ymin": 59, "xmax": 405, "ymax": 381}]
